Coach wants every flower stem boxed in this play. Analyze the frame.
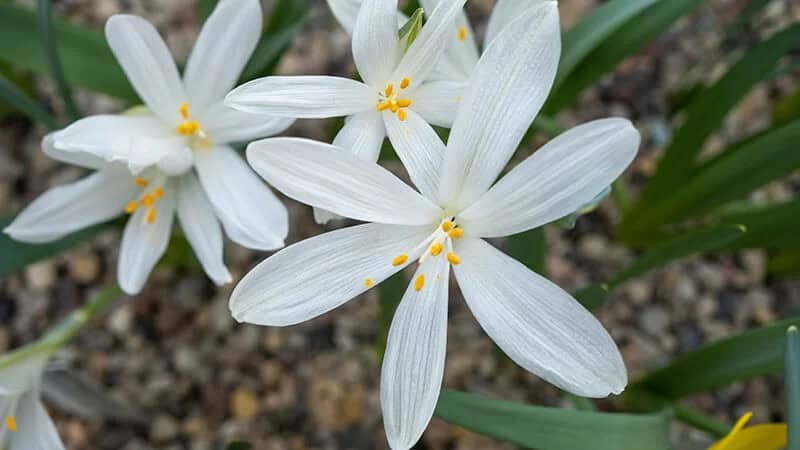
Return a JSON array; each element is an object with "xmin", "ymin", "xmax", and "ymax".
[{"xmin": 673, "ymin": 404, "xmax": 730, "ymax": 438}]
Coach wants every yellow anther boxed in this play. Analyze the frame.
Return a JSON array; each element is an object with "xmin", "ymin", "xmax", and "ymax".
[
  {"xmin": 397, "ymin": 109, "xmax": 407, "ymax": 121},
  {"xmin": 377, "ymin": 101, "xmax": 391, "ymax": 112},
  {"xmin": 448, "ymin": 228, "xmax": 464, "ymax": 239},
  {"xmin": 397, "ymin": 99, "xmax": 412, "ymax": 108},
  {"xmin": 414, "ymin": 274, "xmax": 425, "ymax": 291},
  {"xmin": 145, "ymin": 207, "xmax": 157, "ymax": 224},
  {"xmin": 441, "ymin": 221, "xmax": 453, "ymax": 232},
  {"xmin": 430, "ymin": 242, "xmax": 443, "ymax": 256},
  {"xmin": 458, "ymin": 25, "xmax": 466, "ymax": 42},
  {"xmin": 5, "ymin": 416, "xmax": 16, "ymax": 432},
  {"xmin": 140, "ymin": 194, "xmax": 154, "ymax": 207},
  {"xmin": 364, "ymin": 278, "xmax": 374, "ymax": 288},
  {"xmin": 385, "ymin": 84, "xmax": 394, "ymax": 97},
  {"xmin": 400, "ymin": 77, "xmax": 410, "ymax": 89},
  {"xmin": 153, "ymin": 187, "xmax": 164, "ymax": 200},
  {"xmin": 179, "ymin": 102, "xmax": 190, "ymax": 119},
  {"xmin": 446, "ymin": 252, "xmax": 461, "ymax": 265},
  {"xmin": 390, "ymin": 102, "xmax": 399, "ymax": 113},
  {"xmin": 125, "ymin": 201, "xmax": 138, "ymax": 214},
  {"xmin": 391, "ymin": 254, "xmax": 409, "ymax": 266},
  {"xmin": 176, "ymin": 120, "xmax": 200, "ymax": 136},
  {"xmin": 135, "ymin": 177, "xmax": 149, "ymax": 187}
]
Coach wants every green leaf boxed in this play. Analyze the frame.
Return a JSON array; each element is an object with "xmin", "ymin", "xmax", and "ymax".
[
  {"xmin": 240, "ymin": 0, "xmax": 311, "ymax": 80},
  {"xmin": 37, "ymin": 0, "xmax": 80, "ymax": 120},
  {"xmin": 0, "ymin": 73, "xmax": 57, "ymax": 128},
  {"xmin": 632, "ymin": 317, "xmax": 800, "ymax": 400},
  {"xmin": 632, "ymin": 25, "xmax": 800, "ymax": 209},
  {"xmin": 773, "ymin": 84, "xmax": 800, "ymax": 126},
  {"xmin": 715, "ymin": 200, "xmax": 800, "ymax": 251},
  {"xmin": 398, "ymin": 8, "xmax": 424, "ymax": 52},
  {"xmin": 786, "ymin": 325, "xmax": 800, "ymax": 448},
  {"xmin": 545, "ymin": 0, "xmax": 704, "ymax": 113},
  {"xmin": 198, "ymin": 0, "xmax": 217, "ymax": 21},
  {"xmin": 376, "ymin": 271, "xmax": 406, "ymax": 360},
  {"xmin": 725, "ymin": 0, "xmax": 773, "ymax": 38},
  {"xmin": 507, "ymin": 227, "xmax": 545, "ymax": 274},
  {"xmin": 768, "ymin": 247, "xmax": 800, "ymax": 276},
  {"xmin": 0, "ymin": 3, "xmax": 136, "ymax": 102},
  {"xmin": 435, "ymin": 390, "xmax": 672, "ymax": 450}
]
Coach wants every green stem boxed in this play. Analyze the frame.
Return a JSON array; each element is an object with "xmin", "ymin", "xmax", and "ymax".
[
  {"xmin": 673, "ymin": 404, "xmax": 730, "ymax": 438},
  {"xmin": 37, "ymin": 0, "xmax": 80, "ymax": 120},
  {"xmin": 785, "ymin": 325, "xmax": 800, "ymax": 449}
]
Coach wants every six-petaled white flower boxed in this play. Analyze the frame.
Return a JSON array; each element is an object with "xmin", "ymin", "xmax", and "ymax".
[
  {"xmin": 5, "ymin": 0, "xmax": 294, "ymax": 294},
  {"xmin": 231, "ymin": 3, "xmax": 639, "ymax": 449},
  {"xmin": 225, "ymin": 0, "xmax": 469, "ymax": 223}
]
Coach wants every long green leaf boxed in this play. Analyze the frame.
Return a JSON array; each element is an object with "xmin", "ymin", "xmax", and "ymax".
[
  {"xmin": 633, "ymin": 317, "xmax": 800, "ymax": 400},
  {"xmin": 376, "ymin": 271, "xmax": 406, "ymax": 360},
  {"xmin": 38, "ymin": 0, "xmax": 80, "ymax": 120},
  {"xmin": 240, "ymin": 0, "xmax": 311, "ymax": 80},
  {"xmin": 0, "ymin": 3, "xmax": 135, "ymax": 102},
  {"xmin": 786, "ymin": 326, "xmax": 800, "ymax": 448},
  {"xmin": 0, "ymin": 73, "xmax": 57, "ymax": 128},
  {"xmin": 435, "ymin": 390, "xmax": 672, "ymax": 450},
  {"xmin": 507, "ymin": 227, "xmax": 546, "ymax": 274},
  {"xmin": 716, "ymin": 200, "xmax": 800, "ymax": 250}
]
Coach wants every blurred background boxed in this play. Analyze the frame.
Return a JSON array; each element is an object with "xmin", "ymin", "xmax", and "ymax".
[{"xmin": 1, "ymin": 0, "xmax": 800, "ymax": 449}]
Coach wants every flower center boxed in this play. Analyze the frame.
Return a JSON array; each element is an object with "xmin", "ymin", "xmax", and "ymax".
[
  {"xmin": 377, "ymin": 77, "xmax": 413, "ymax": 122},
  {"xmin": 125, "ymin": 176, "xmax": 166, "ymax": 225},
  {"xmin": 457, "ymin": 26, "xmax": 466, "ymax": 42},
  {"xmin": 176, "ymin": 103, "xmax": 212, "ymax": 148},
  {"xmin": 5, "ymin": 415, "xmax": 16, "ymax": 433}
]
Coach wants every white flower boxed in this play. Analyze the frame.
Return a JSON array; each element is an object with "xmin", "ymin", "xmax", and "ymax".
[
  {"xmin": 225, "ymin": 0, "xmax": 469, "ymax": 223},
  {"xmin": 0, "ymin": 355, "xmax": 64, "ymax": 450},
  {"xmin": 232, "ymin": 3, "xmax": 639, "ymax": 449},
  {"xmin": 5, "ymin": 0, "xmax": 294, "ymax": 294}
]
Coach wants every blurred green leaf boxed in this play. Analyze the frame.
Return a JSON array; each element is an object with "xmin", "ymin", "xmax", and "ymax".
[
  {"xmin": 37, "ymin": 0, "xmax": 80, "ymax": 120},
  {"xmin": 768, "ymin": 247, "xmax": 800, "ymax": 276},
  {"xmin": 225, "ymin": 443, "xmax": 252, "ymax": 450},
  {"xmin": 632, "ymin": 25, "xmax": 800, "ymax": 210},
  {"xmin": 435, "ymin": 390, "xmax": 672, "ymax": 450},
  {"xmin": 725, "ymin": 0, "xmax": 773, "ymax": 38},
  {"xmin": 0, "ymin": 73, "xmax": 57, "ymax": 128},
  {"xmin": 715, "ymin": 200, "xmax": 800, "ymax": 251},
  {"xmin": 786, "ymin": 326, "xmax": 800, "ymax": 448},
  {"xmin": 240, "ymin": 0, "xmax": 311, "ymax": 80},
  {"xmin": 632, "ymin": 317, "xmax": 800, "ymax": 400},
  {"xmin": 398, "ymin": 8, "xmax": 424, "ymax": 52},
  {"xmin": 377, "ymin": 271, "xmax": 406, "ymax": 360},
  {"xmin": 773, "ymin": 84, "xmax": 800, "ymax": 126},
  {"xmin": 507, "ymin": 227, "xmax": 545, "ymax": 274},
  {"xmin": 0, "ymin": 3, "xmax": 136, "ymax": 102},
  {"xmin": 198, "ymin": 0, "xmax": 217, "ymax": 21},
  {"xmin": 546, "ymin": 0, "xmax": 704, "ymax": 113}
]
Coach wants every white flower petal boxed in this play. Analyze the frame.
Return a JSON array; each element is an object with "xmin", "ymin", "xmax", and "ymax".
[
  {"xmin": 419, "ymin": 0, "xmax": 479, "ymax": 79},
  {"xmin": 246, "ymin": 138, "xmax": 441, "ymax": 226},
  {"xmin": 382, "ymin": 109, "xmax": 444, "ymax": 201},
  {"xmin": 439, "ymin": 2, "xmax": 561, "ymax": 210},
  {"xmin": 485, "ymin": 0, "xmax": 549, "ymax": 47},
  {"xmin": 327, "ymin": 0, "xmax": 362, "ymax": 35},
  {"xmin": 42, "ymin": 134, "xmax": 110, "ymax": 171},
  {"xmin": 381, "ymin": 253, "xmax": 449, "ymax": 450},
  {"xmin": 352, "ymin": 0, "xmax": 399, "ymax": 86},
  {"xmin": 105, "ymin": 15, "xmax": 185, "ymax": 123},
  {"xmin": 12, "ymin": 395, "xmax": 65, "ymax": 450},
  {"xmin": 200, "ymin": 102, "xmax": 294, "ymax": 145},
  {"xmin": 409, "ymin": 80, "xmax": 466, "ymax": 127},
  {"xmin": 453, "ymin": 238, "xmax": 628, "ymax": 397},
  {"xmin": 176, "ymin": 174, "xmax": 232, "ymax": 285},
  {"xmin": 391, "ymin": 0, "xmax": 467, "ymax": 87},
  {"xmin": 333, "ymin": 110, "xmax": 386, "ymax": 162},
  {"xmin": 0, "ymin": 355, "xmax": 47, "ymax": 396},
  {"xmin": 230, "ymin": 222, "xmax": 432, "ymax": 325},
  {"xmin": 195, "ymin": 145, "xmax": 287, "ymax": 251},
  {"xmin": 4, "ymin": 172, "xmax": 136, "ymax": 243},
  {"xmin": 458, "ymin": 118, "xmax": 640, "ymax": 237},
  {"xmin": 118, "ymin": 183, "xmax": 176, "ymax": 295},
  {"xmin": 183, "ymin": 0, "xmax": 262, "ymax": 112},
  {"xmin": 225, "ymin": 76, "xmax": 375, "ymax": 118}
]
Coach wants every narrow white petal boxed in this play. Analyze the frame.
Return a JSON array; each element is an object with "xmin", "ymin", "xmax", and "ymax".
[
  {"xmin": 201, "ymin": 101, "xmax": 295, "ymax": 144},
  {"xmin": 195, "ymin": 145, "xmax": 287, "ymax": 251},
  {"xmin": 12, "ymin": 395, "xmax": 65, "ymax": 450},
  {"xmin": 105, "ymin": 15, "xmax": 185, "ymax": 123},
  {"xmin": 230, "ymin": 222, "xmax": 432, "ymax": 325},
  {"xmin": 409, "ymin": 80, "xmax": 466, "ymax": 128},
  {"xmin": 381, "ymin": 253, "xmax": 449, "ymax": 450},
  {"xmin": 4, "ymin": 172, "xmax": 136, "ymax": 243},
  {"xmin": 352, "ymin": 0, "xmax": 399, "ymax": 86},
  {"xmin": 42, "ymin": 133, "xmax": 110, "ymax": 171},
  {"xmin": 333, "ymin": 110, "xmax": 386, "ymax": 162},
  {"xmin": 382, "ymin": 109, "xmax": 444, "ymax": 201},
  {"xmin": 419, "ymin": 0, "xmax": 479, "ymax": 79},
  {"xmin": 327, "ymin": 0, "xmax": 362, "ymax": 35},
  {"xmin": 247, "ymin": 138, "xmax": 441, "ymax": 225},
  {"xmin": 439, "ymin": 2, "xmax": 561, "ymax": 210},
  {"xmin": 225, "ymin": 76, "xmax": 375, "ymax": 118},
  {"xmin": 183, "ymin": 0, "xmax": 262, "ymax": 112},
  {"xmin": 453, "ymin": 238, "xmax": 628, "ymax": 397},
  {"xmin": 176, "ymin": 174, "xmax": 232, "ymax": 285},
  {"xmin": 458, "ymin": 118, "xmax": 640, "ymax": 237},
  {"xmin": 0, "ymin": 356, "xmax": 47, "ymax": 396},
  {"xmin": 391, "ymin": 0, "xmax": 467, "ymax": 87},
  {"xmin": 118, "ymin": 184, "xmax": 176, "ymax": 295},
  {"xmin": 485, "ymin": 0, "xmax": 549, "ymax": 47}
]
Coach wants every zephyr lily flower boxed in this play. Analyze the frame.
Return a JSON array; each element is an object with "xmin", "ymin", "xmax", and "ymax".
[
  {"xmin": 4, "ymin": 0, "xmax": 293, "ymax": 294},
  {"xmin": 709, "ymin": 413, "xmax": 786, "ymax": 450},
  {"xmin": 232, "ymin": 3, "xmax": 638, "ymax": 448},
  {"xmin": 0, "ymin": 356, "xmax": 64, "ymax": 450}
]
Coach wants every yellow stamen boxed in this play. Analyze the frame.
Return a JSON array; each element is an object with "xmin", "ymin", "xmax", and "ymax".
[
  {"xmin": 397, "ymin": 109, "xmax": 407, "ymax": 121},
  {"xmin": 414, "ymin": 274, "xmax": 425, "ymax": 291},
  {"xmin": 447, "ymin": 252, "xmax": 461, "ymax": 265},
  {"xmin": 364, "ymin": 278, "xmax": 374, "ymax": 288},
  {"xmin": 135, "ymin": 177, "xmax": 148, "ymax": 187},
  {"xmin": 448, "ymin": 228, "xmax": 464, "ymax": 239},
  {"xmin": 385, "ymin": 84, "xmax": 394, "ymax": 97},
  {"xmin": 176, "ymin": 120, "xmax": 200, "ymax": 135},
  {"xmin": 377, "ymin": 101, "xmax": 391, "ymax": 112},
  {"xmin": 400, "ymin": 77, "xmax": 410, "ymax": 89},
  {"xmin": 152, "ymin": 187, "xmax": 164, "ymax": 200},
  {"xmin": 430, "ymin": 242, "xmax": 443, "ymax": 256},
  {"xmin": 390, "ymin": 102, "xmax": 399, "ymax": 113},
  {"xmin": 392, "ymin": 254, "xmax": 408, "ymax": 266},
  {"xmin": 125, "ymin": 201, "xmax": 138, "ymax": 214},
  {"xmin": 179, "ymin": 102, "xmax": 190, "ymax": 119},
  {"xmin": 5, "ymin": 416, "xmax": 16, "ymax": 432},
  {"xmin": 145, "ymin": 207, "xmax": 157, "ymax": 224},
  {"xmin": 140, "ymin": 194, "xmax": 154, "ymax": 207},
  {"xmin": 441, "ymin": 221, "xmax": 453, "ymax": 232},
  {"xmin": 397, "ymin": 99, "xmax": 412, "ymax": 108},
  {"xmin": 458, "ymin": 25, "xmax": 466, "ymax": 42}
]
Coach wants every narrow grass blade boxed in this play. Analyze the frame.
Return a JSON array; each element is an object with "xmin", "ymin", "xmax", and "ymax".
[
  {"xmin": 787, "ymin": 326, "xmax": 800, "ymax": 449},
  {"xmin": 37, "ymin": 0, "xmax": 80, "ymax": 120},
  {"xmin": 0, "ymin": 73, "xmax": 57, "ymax": 129}
]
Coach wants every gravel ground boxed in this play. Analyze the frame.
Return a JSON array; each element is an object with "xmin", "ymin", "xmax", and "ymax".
[{"xmin": 2, "ymin": 0, "xmax": 800, "ymax": 449}]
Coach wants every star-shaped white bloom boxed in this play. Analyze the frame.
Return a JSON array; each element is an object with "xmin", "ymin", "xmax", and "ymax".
[
  {"xmin": 5, "ymin": 0, "xmax": 294, "ymax": 294},
  {"xmin": 225, "ymin": 0, "xmax": 469, "ymax": 223},
  {"xmin": 0, "ymin": 356, "xmax": 64, "ymax": 450},
  {"xmin": 231, "ymin": 3, "xmax": 638, "ymax": 449}
]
